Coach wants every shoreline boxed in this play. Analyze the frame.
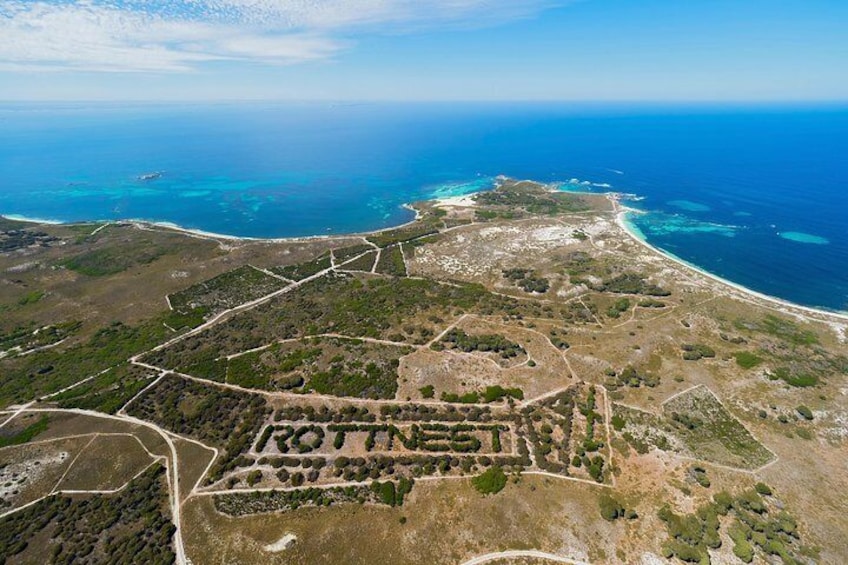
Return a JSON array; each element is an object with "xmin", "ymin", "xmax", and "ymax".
[
  {"xmin": 4, "ymin": 183, "xmax": 847, "ymax": 324},
  {"xmin": 0, "ymin": 208, "xmax": 424, "ymax": 246},
  {"xmin": 608, "ymin": 196, "xmax": 848, "ymax": 323}
]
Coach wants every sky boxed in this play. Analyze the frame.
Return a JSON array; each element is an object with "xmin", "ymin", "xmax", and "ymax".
[{"xmin": 1, "ymin": 0, "xmax": 847, "ymax": 102}]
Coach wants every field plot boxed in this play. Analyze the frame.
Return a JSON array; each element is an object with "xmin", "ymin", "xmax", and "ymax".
[
  {"xmin": 0, "ymin": 464, "xmax": 175, "ymax": 564},
  {"xmin": 0, "ymin": 320, "xmax": 80, "ymax": 359},
  {"xmin": 271, "ymin": 252, "xmax": 331, "ymax": 280},
  {"xmin": 399, "ymin": 317, "xmax": 574, "ymax": 402},
  {"xmin": 22, "ymin": 412, "xmax": 169, "ymax": 457},
  {"xmin": 614, "ymin": 386, "xmax": 774, "ymax": 470},
  {"xmin": 663, "ymin": 386, "xmax": 775, "ymax": 468},
  {"xmin": 366, "ymin": 222, "xmax": 440, "ymax": 248},
  {"xmin": 45, "ymin": 362, "xmax": 158, "ymax": 414},
  {"xmin": 225, "ymin": 336, "xmax": 414, "ymax": 399},
  {"xmin": 53, "ymin": 434, "xmax": 158, "ymax": 492},
  {"xmin": 183, "ymin": 474, "xmax": 610, "ymax": 565},
  {"xmin": 168, "ymin": 265, "xmax": 286, "ymax": 317},
  {"xmin": 374, "ymin": 244, "xmax": 407, "ymax": 276},
  {"xmin": 331, "ymin": 244, "xmax": 375, "ymax": 264},
  {"xmin": 0, "ymin": 437, "xmax": 85, "ymax": 512},
  {"xmin": 125, "ymin": 375, "xmax": 270, "ymax": 485},
  {"xmin": 173, "ymin": 437, "xmax": 218, "ymax": 501},
  {"xmin": 340, "ymin": 249, "xmax": 377, "ymax": 272},
  {"xmin": 142, "ymin": 274, "xmax": 571, "ymax": 386}
]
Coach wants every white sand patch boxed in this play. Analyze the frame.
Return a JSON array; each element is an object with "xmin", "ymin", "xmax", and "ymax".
[
  {"xmin": 530, "ymin": 226, "xmax": 579, "ymax": 243},
  {"xmin": 0, "ymin": 451, "xmax": 69, "ymax": 502},
  {"xmin": 411, "ymin": 219, "xmax": 601, "ymax": 279},
  {"xmin": 435, "ymin": 195, "xmax": 477, "ymax": 208},
  {"xmin": 579, "ymin": 218, "xmax": 614, "ymax": 237},
  {"xmin": 478, "ymin": 226, "xmax": 520, "ymax": 239},
  {"xmin": 6, "ymin": 261, "xmax": 40, "ymax": 273},
  {"xmin": 556, "ymin": 285, "xmax": 588, "ymax": 299},
  {"xmin": 824, "ymin": 321, "xmax": 847, "ymax": 343},
  {"xmin": 263, "ymin": 533, "xmax": 297, "ymax": 553}
]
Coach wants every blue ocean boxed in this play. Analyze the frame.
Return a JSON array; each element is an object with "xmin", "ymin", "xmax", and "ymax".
[{"xmin": 1, "ymin": 102, "xmax": 846, "ymax": 312}]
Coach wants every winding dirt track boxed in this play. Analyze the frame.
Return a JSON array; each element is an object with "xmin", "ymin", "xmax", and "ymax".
[{"xmin": 460, "ymin": 550, "xmax": 590, "ymax": 565}]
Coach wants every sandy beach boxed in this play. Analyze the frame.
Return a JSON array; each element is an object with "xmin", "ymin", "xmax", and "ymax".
[{"xmin": 607, "ymin": 195, "xmax": 848, "ymax": 326}]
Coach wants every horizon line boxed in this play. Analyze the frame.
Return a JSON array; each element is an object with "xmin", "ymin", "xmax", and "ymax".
[{"xmin": 1, "ymin": 98, "xmax": 847, "ymax": 106}]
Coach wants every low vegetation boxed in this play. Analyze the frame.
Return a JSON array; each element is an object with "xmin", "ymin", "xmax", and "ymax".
[
  {"xmin": 0, "ymin": 464, "xmax": 175, "ymax": 564},
  {"xmin": 606, "ymin": 297, "xmax": 631, "ymax": 318},
  {"xmin": 743, "ymin": 314, "xmax": 819, "ymax": 346},
  {"xmin": 474, "ymin": 183, "xmax": 590, "ymax": 216},
  {"xmin": 342, "ymin": 250, "xmax": 377, "ymax": 272},
  {"xmin": 615, "ymin": 387, "xmax": 773, "ymax": 470},
  {"xmin": 0, "ymin": 321, "xmax": 80, "ymax": 358},
  {"xmin": 367, "ymin": 222, "xmax": 440, "ymax": 248},
  {"xmin": 734, "ymin": 351, "xmax": 763, "ymax": 369},
  {"xmin": 440, "ymin": 385, "xmax": 524, "ymax": 404},
  {"xmin": 374, "ymin": 244, "xmax": 407, "ymax": 276},
  {"xmin": 61, "ymin": 238, "xmax": 176, "ymax": 276},
  {"xmin": 221, "ymin": 337, "xmax": 410, "ymax": 399},
  {"xmin": 168, "ymin": 265, "xmax": 284, "ymax": 316},
  {"xmin": 502, "ymin": 268, "xmax": 550, "ymax": 293},
  {"xmin": 1, "ymin": 317, "xmax": 173, "ymax": 408},
  {"xmin": 598, "ymin": 493, "xmax": 636, "ymax": 521},
  {"xmin": 659, "ymin": 486, "xmax": 806, "ymax": 564},
  {"xmin": 0, "ymin": 415, "xmax": 49, "ymax": 448},
  {"xmin": 271, "ymin": 253, "xmax": 332, "ymax": 280},
  {"xmin": 49, "ymin": 363, "xmax": 156, "ymax": 414},
  {"xmin": 440, "ymin": 328, "xmax": 525, "ymax": 359},
  {"xmin": 125, "ymin": 376, "xmax": 270, "ymax": 484},
  {"xmin": 594, "ymin": 272, "xmax": 671, "ymax": 297},
  {"xmin": 143, "ymin": 274, "xmax": 562, "ymax": 382},
  {"xmin": 214, "ymin": 478, "xmax": 415, "ymax": 515},
  {"xmin": 332, "ymin": 244, "xmax": 375, "ymax": 263},
  {"xmin": 607, "ymin": 365, "xmax": 660, "ymax": 389}
]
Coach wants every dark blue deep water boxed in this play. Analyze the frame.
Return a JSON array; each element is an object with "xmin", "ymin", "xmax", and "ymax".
[{"xmin": 1, "ymin": 102, "xmax": 846, "ymax": 312}]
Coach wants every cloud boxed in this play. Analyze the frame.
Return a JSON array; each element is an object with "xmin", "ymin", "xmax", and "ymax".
[
  {"xmin": 0, "ymin": 2, "xmax": 343, "ymax": 72},
  {"xmin": 0, "ymin": 0, "xmax": 559, "ymax": 72}
]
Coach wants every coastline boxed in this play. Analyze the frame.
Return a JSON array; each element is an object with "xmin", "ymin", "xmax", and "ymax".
[
  {"xmin": 5, "ymin": 183, "xmax": 847, "ymax": 325},
  {"xmin": 609, "ymin": 196, "xmax": 848, "ymax": 324},
  {"xmin": 0, "ymin": 207, "xmax": 423, "ymax": 246}
]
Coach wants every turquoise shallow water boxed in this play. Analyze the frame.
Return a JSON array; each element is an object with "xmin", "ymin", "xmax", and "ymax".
[
  {"xmin": 0, "ymin": 102, "xmax": 846, "ymax": 312},
  {"xmin": 778, "ymin": 232, "xmax": 830, "ymax": 245}
]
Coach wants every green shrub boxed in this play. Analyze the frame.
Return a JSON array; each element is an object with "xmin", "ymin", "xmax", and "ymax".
[
  {"xmin": 795, "ymin": 405, "xmax": 813, "ymax": 420},
  {"xmin": 734, "ymin": 351, "xmax": 763, "ymax": 369},
  {"xmin": 681, "ymin": 343, "xmax": 716, "ymax": 361},
  {"xmin": 598, "ymin": 494, "xmax": 625, "ymax": 521},
  {"xmin": 481, "ymin": 385, "xmax": 523, "ymax": 403},
  {"xmin": 754, "ymin": 482, "xmax": 772, "ymax": 496},
  {"xmin": 611, "ymin": 414, "xmax": 626, "ymax": 431},
  {"xmin": 773, "ymin": 367, "xmax": 818, "ymax": 388},
  {"xmin": 471, "ymin": 466, "xmax": 507, "ymax": 495}
]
